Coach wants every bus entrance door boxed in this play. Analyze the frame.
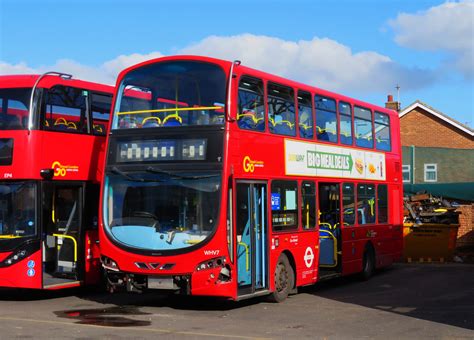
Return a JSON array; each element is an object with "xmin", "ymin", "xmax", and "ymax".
[
  {"xmin": 236, "ymin": 182, "xmax": 268, "ymax": 297},
  {"xmin": 318, "ymin": 183, "xmax": 342, "ymax": 275},
  {"xmin": 42, "ymin": 184, "xmax": 83, "ymax": 288}
]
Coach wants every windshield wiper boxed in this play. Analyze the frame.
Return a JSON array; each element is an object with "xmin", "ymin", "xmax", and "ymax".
[{"xmin": 146, "ymin": 166, "xmax": 219, "ymax": 180}]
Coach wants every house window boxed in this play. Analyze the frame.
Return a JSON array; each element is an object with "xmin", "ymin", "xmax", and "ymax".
[
  {"xmin": 424, "ymin": 164, "xmax": 437, "ymax": 182},
  {"xmin": 402, "ymin": 165, "xmax": 411, "ymax": 183}
]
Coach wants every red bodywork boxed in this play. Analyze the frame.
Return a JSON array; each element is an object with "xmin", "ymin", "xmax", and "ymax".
[
  {"xmin": 99, "ymin": 56, "xmax": 404, "ymax": 300},
  {"xmin": 0, "ymin": 75, "xmax": 113, "ymax": 289}
]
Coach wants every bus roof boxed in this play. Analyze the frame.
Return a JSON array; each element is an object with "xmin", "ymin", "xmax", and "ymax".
[
  {"xmin": 116, "ymin": 55, "xmax": 396, "ymax": 117},
  {"xmin": 0, "ymin": 74, "xmax": 114, "ymax": 93}
]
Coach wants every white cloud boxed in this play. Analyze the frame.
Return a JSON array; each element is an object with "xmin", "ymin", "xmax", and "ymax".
[
  {"xmin": 179, "ymin": 34, "xmax": 435, "ymax": 93},
  {"xmin": 389, "ymin": 0, "xmax": 474, "ymax": 78},
  {"xmin": 0, "ymin": 52, "xmax": 165, "ymax": 85},
  {"xmin": 0, "ymin": 61, "xmax": 37, "ymax": 75},
  {"xmin": 0, "ymin": 35, "xmax": 434, "ymax": 95}
]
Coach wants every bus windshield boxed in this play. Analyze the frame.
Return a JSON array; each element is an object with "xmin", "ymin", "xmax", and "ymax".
[
  {"xmin": 0, "ymin": 88, "xmax": 31, "ymax": 130},
  {"xmin": 112, "ymin": 61, "xmax": 226, "ymax": 129},
  {"xmin": 0, "ymin": 182, "xmax": 36, "ymax": 239},
  {"xmin": 103, "ymin": 171, "xmax": 221, "ymax": 252}
]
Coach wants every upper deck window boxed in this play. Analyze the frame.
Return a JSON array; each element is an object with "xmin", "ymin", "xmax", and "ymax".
[
  {"xmin": 238, "ymin": 77, "xmax": 265, "ymax": 132},
  {"xmin": 0, "ymin": 88, "xmax": 31, "ymax": 130},
  {"xmin": 113, "ymin": 61, "xmax": 226, "ymax": 129},
  {"xmin": 354, "ymin": 106, "xmax": 373, "ymax": 148},
  {"xmin": 374, "ymin": 111, "xmax": 391, "ymax": 151},
  {"xmin": 91, "ymin": 93, "xmax": 112, "ymax": 135},
  {"xmin": 315, "ymin": 95, "xmax": 337, "ymax": 143},
  {"xmin": 339, "ymin": 102, "xmax": 352, "ymax": 145},
  {"xmin": 267, "ymin": 83, "xmax": 295, "ymax": 136},
  {"xmin": 43, "ymin": 85, "xmax": 88, "ymax": 133},
  {"xmin": 297, "ymin": 91, "xmax": 313, "ymax": 139}
]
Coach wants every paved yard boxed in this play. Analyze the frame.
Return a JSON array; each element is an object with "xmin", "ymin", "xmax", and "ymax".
[{"xmin": 0, "ymin": 263, "xmax": 473, "ymax": 339}]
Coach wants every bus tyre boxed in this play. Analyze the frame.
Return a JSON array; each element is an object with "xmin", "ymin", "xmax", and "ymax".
[
  {"xmin": 360, "ymin": 246, "xmax": 375, "ymax": 281},
  {"xmin": 268, "ymin": 254, "xmax": 294, "ymax": 303}
]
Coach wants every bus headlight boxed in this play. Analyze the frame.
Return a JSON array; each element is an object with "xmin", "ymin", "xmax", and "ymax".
[
  {"xmin": 195, "ymin": 257, "xmax": 226, "ymax": 272},
  {"xmin": 101, "ymin": 255, "xmax": 120, "ymax": 272},
  {"xmin": 0, "ymin": 241, "xmax": 39, "ymax": 268}
]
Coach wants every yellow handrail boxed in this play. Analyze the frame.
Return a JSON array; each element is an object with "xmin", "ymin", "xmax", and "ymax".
[
  {"xmin": 117, "ymin": 106, "xmax": 222, "ymax": 116},
  {"xmin": 53, "ymin": 233, "xmax": 78, "ymax": 262},
  {"xmin": 238, "ymin": 241, "xmax": 249, "ymax": 271},
  {"xmin": 0, "ymin": 235, "xmax": 21, "ymax": 239}
]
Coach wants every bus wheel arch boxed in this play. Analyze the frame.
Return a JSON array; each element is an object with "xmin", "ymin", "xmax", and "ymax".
[
  {"xmin": 360, "ymin": 242, "xmax": 376, "ymax": 281},
  {"xmin": 268, "ymin": 252, "xmax": 295, "ymax": 303}
]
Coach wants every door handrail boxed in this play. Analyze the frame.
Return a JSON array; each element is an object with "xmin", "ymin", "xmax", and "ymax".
[
  {"xmin": 238, "ymin": 241, "xmax": 249, "ymax": 271},
  {"xmin": 53, "ymin": 233, "xmax": 78, "ymax": 262}
]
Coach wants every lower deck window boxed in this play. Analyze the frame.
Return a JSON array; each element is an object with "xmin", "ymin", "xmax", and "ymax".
[{"xmin": 271, "ymin": 180, "xmax": 298, "ymax": 231}]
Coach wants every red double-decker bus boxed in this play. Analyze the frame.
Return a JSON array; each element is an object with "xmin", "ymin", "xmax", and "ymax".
[
  {"xmin": 0, "ymin": 73, "xmax": 113, "ymax": 289},
  {"xmin": 100, "ymin": 56, "xmax": 403, "ymax": 301}
]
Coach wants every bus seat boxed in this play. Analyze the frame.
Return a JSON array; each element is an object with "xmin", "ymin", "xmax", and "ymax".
[
  {"xmin": 319, "ymin": 229, "xmax": 337, "ymax": 266},
  {"xmin": 273, "ymin": 121, "xmax": 294, "ymax": 135},
  {"xmin": 316, "ymin": 126, "xmax": 329, "ymax": 141},
  {"xmin": 255, "ymin": 117, "xmax": 265, "ymax": 131},
  {"xmin": 237, "ymin": 112, "xmax": 257, "ymax": 129},
  {"xmin": 163, "ymin": 113, "xmax": 182, "ymax": 126},
  {"xmin": 67, "ymin": 121, "xmax": 77, "ymax": 130},
  {"xmin": 319, "ymin": 222, "xmax": 332, "ymax": 231},
  {"xmin": 377, "ymin": 140, "xmax": 390, "ymax": 150},
  {"xmin": 356, "ymin": 134, "xmax": 372, "ymax": 148},
  {"xmin": 54, "ymin": 117, "xmax": 69, "ymax": 130},
  {"xmin": 299, "ymin": 123, "xmax": 313, "ymax": 138},
  {"xmin": 93, "ymin": 124, "xmax": 105, "ymax": 134},
  {"xmin": 142, "ymin": 116, "xmax": 161, "ymax": 128},
  {"xmin": 340, "ymin": 134, "xmax": 352, "ymax": 144}
]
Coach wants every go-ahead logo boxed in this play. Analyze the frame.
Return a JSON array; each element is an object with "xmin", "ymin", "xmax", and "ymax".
[
  {"xmin": 52, "ymin": 161, "xmax": 79, "ymax": 177},
  {"xmin": 243, "ymin": 156, "xmax": 264, "ymax": 173}
]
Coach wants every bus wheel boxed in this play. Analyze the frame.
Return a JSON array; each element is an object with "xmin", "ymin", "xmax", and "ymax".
[
  {"xmin": 268, "ymin": 254, "xmax": 294, "ymax": 303},
  {"xmin": 360, "ymin": 246, "xmax": 375, "ymax": 281}
]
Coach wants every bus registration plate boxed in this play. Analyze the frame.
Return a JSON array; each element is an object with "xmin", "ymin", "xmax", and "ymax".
[{"xmin": 148, "ymin": 276, "xmax": 176, "ymax": 290}]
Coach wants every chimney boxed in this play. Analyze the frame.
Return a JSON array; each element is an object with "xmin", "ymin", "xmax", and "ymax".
[{"xmin": 385, "ymin": 94, "xmax": 400, "ymax": 112}]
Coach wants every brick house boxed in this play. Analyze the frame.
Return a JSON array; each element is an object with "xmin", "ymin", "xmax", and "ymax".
[
  {"xmin": 390, "ymin": 98, "xmax": 474, "ymax": 247},
  {"xmin": 392, "ymin": 100, "xmax": 474, "ymax": 200}
]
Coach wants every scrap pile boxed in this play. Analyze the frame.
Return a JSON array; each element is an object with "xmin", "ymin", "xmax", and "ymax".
[{"xmin": 404, "ymin": 193, "xmax": 460, "ymax": 224}]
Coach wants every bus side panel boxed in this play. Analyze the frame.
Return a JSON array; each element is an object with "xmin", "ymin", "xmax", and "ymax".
[
  {"xmin": 273, "ymin": 234, "xmax": 318, "ymax": 287},
  {"xmin": 341, "ymin": 227, "xmax": 367, "ymax": 275},
  {"xmin": 341, "ymin": 226, "xmax": 362, "ymax": 275},
  {"xmin": 0, "ymin": 250, "xmax": 42, "ymax": 289}
]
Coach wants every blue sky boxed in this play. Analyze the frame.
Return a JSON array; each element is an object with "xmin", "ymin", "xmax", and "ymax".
[{"xmin": 1, "ymin": 0, "xmax": 473, "ymax": 127}]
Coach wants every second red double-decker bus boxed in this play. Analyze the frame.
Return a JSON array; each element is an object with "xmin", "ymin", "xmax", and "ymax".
[
  {"xmin": 0, "ymin": 73, "xmax": 113, "ymax": 289},
  {"xmin": 100, "ymin": 56, "xmax": 403, "ymax": 301}
]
